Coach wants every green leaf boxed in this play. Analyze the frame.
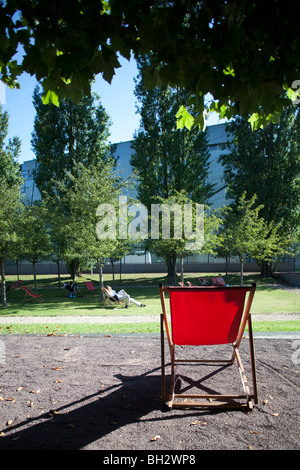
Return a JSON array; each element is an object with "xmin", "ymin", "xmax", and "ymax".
[
  {"xmin": 176, "ymin": 105, "xmax": 194, "ymax": 130},
  {"xmin": 42, "ymin": 90, "xmax": 60, "ymax": 107},
  {"xmin": 223, "ymin": 66, "xmax": 235, "ymax": 77},
  {"xmin": 41, "ymin": 48, "xmax": 57, "ymax": 68},
  {"xmin": 220, "ymin": 104, "xmax": 229, "ymax": 119},
  {"xmin": 287, "ymin": 85, "xmax": 300, "ymax": 103},
  {"xmin": 248, "ymin": 113, "xmax": 263, "ymax": 130},
  {"xmin": 100, "ymin": 0, "xmax": 110, "ymax": 15}
]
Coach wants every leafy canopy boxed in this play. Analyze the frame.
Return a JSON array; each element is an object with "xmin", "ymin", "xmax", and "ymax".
[{"xmin": 1, "ymin": 1, "xmax": 300, "ymax": 128}]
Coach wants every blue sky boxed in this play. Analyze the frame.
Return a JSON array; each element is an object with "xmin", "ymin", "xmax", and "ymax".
[
  {"xmin": 2, "ymin": 55, "xmax": 222, "ymax": 165},
  {"xmin": 3, "ymin": 56, "xmax": 140, "ymax": 164}
]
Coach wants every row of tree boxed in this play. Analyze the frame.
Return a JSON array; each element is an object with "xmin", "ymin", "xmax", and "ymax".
[
  {"xmin": 1, "ymin": 63, "xmax": 300, "ymax": 306},
  {"xmin": 131, "ymin": 60, "xmax": 300, "ymax": 282},
  {"xmin": 0, "ymin": 90, "xmax": 129, "ymax": 306}
]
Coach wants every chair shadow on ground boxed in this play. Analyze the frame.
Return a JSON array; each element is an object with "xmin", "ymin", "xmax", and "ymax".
[
  {"xmin": 0, "ymin": 360, "xmax": 248, "ymax": 450},
  {"xmin": 174, "ymin": 362, "xmax": 234, "ymax": 396},
  {"xmin": 0, "ymin": 367, "xmax": 166, "ymax": 450}
]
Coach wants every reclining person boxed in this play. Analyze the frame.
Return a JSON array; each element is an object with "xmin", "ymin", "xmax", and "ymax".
[
  {"xmin": 105, "ymin": 285, "xmax": 146, "ymax": 308},
  {"xmin": 215, "ymin": 274, "xmax": 226, "ymax": 286},
  {"xmin": 64, "ymin": 281, "xmax": 80, "ymax": 297}
]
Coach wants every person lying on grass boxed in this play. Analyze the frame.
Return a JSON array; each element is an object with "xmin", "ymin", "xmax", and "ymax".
[
  {"xmin": 64, "ymin": 281, "xmax": 81, "ymax": 297},
  {"xmin": 105, "ymin": 285, "xmax": 146, "ymax": 308}
]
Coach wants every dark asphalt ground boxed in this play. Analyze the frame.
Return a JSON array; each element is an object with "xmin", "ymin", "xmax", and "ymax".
[{"xmin": 0, "ymin": 333, "xmax": 299, "ymax": 453}]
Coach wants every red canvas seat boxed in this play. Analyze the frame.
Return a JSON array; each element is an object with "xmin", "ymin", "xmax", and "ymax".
[
  {"xmin": 169, "ymin": 288, "xmax": 248, "ymax": 346},
  {"xmin": 159, "ymin": 284, "xmax": 258, "ymax": 411},
  {"xmin": 85, "ymin": 281, "xmax": 96, "ymax": 293}
]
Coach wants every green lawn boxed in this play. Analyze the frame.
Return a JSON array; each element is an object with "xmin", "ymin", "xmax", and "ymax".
[
  {"xmin": 251, "ymin": 286, "xmax": 300, "ymax": 314},
  {"xmin": 1, "ymin": 272, "xmax": 299, "ymax": 334},
  {"xmin": 3, "ymin": 285, "xmax": 157, "ymax": 317}
]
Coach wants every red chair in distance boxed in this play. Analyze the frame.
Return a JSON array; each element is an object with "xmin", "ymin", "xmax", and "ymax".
[
  {"xmin": 84, "ymin": 281, "xmax": 96, "ymax": 293},
  {"xmin": 21, "ymin": 286, "xmax": 43, "ymax": 302},
  {"xmin": 9, "ymin": 279, "xmax": 22, "ymax": 290},
  {"xmin": 159, "ymin": 283, "xmax": 258, "ymax": 411}
]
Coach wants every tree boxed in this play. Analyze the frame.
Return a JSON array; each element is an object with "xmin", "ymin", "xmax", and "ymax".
[
  {"xmin": 0, "ymin": 108, "xmax": 23, "ymax": 307},
  {"xmin": 19, "ymin": 203, "xmax": 52, "ymax": 294},
  {"xmin": 43, "ymin": 203, "xmax": 68, "ymax": 289},
  {"xmin": 220, "ymin": 193, "xmax": 281, "ymax": 285},
  {"xmin": 0, "ymin": 179, "xmax": 23, "ymax": 307},
  {"xmin": 131, "ymin": 60, "xmax": 212, "ymax": 204},
  {"xmin": 32, "ymin": 86, "xmax": 115, "ymax": 198},
  {"xmin": 1, "ymin": 1, "xmax": 300, "ymax": 128},
  {"xmin": 47, "ymin": 160, "xmax": 129, "ymax": 297},
  {"xmin": 145, "ymin": 192, "xmax": 197, "ymax": 283},
  {"xmin": 131, "ymin": 65, "xmax": 212, "ymax": 280},
  {"xmin": 141, "ymin": 191, "xmax": 222, "ymax": 283},
  {"xmin": 32, "ymin": 88, "xmax": 117, "ymax": 278},
  {"xmin": 220, "ymin": 105, "xmax": 300, "ymax": 274},
  {"xmin": 108, "ymin": 239, "xmax": 134, "ymax": 288}
]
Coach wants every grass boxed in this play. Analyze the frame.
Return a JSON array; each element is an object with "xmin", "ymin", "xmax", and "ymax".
[
  {"xmin": 0, "ymin": 323, "xmax": 159, "ymax": 335},
  {"xmin": 1, "ymin": 272, "xmax": 299, "ymax": 334},
  {"xmin": 251, "ymin": 286, "xmax": 300, "ymax": 314},
  {"xmin": 3, "ymin": 285, "xmax": 157, "ymax": 316},
  {"xmin": 1, "ymin": 321, "xmax": 300, "ymax": 336}
]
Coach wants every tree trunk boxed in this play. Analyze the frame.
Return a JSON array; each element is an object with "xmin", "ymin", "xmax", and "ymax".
[
  {"xmin": 180, "ymin": 255, "xmax": 184, "ymax": 283},
  {"xmin": 0, "ymin": 256, "xmax": 7, "ymax": 307},
  {"xmin": 111, "ymin": 258, "xmax": 115, "ymax": 289},
  {"xmin": 166, "ymin": 257, "xmax": 177, "ymax": 285},
  {"xmin": 33, "ymin": 261, "xmax": 38, "ymax": 294},
  {"xmin": 68, "ymin": 259, "xmax": 80, "ymax": 281},
  {"xmin": 260, "ymin": 260, "xmax": 273, "ymax": 277},
  {"xmin": 240, "ymin": 259, "xmax": 244, "ymax": 286},
  {"xmin": 57, "ymin": 261, "xmax": 61, "ymax": 289},
  {"xmin": 16, "ymin": 260, "xmax": 20, "ymax": 280},
  {"xmin": 97, "ymin": 258, "xmax": 104, "ymax": 301},
  {"xmin": 225, "ymin": 256, "xmax": 228, "ymax": 284}
]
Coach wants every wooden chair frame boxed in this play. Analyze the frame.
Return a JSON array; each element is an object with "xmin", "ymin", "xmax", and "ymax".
[
  {"xmin": 22, "ymin": 286, "xmax": 43, "ymax": 302},
  {"xmin": 6, "ymin": 279, "xmax": 22, "ymax": 301},
  {"xmin": 159, "ymin": 283, "xmax": 258, "ymax": 411},
  {"xmin": 101, "ymin": 287, "xmax": 126, "ymax": 307},
  {"xmin": 9, "ymin": 279, "xmax": 22, "ymax": 290}
]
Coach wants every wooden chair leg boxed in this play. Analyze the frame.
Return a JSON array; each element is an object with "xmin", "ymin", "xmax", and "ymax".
[
  {"xmin": 160, "ymin": 314, "xmax": 166, "ymax": 403},
  {"xmin": 248, "ymin": 315, "xmax": 258, "ymax": 404}
]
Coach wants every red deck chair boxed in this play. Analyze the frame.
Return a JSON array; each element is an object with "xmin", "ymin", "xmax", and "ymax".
[
  {"xmin": 101, "ymin": 287, "xmax": 126, "ymax": 307},
  {"xmin": 159, "ymin": 283, "xmax": 258, "ymax": 411},
  {"xmin": 84, "ymin": 281, "xmax": 96, "ymax": 293},
  {"xmin": 9, "ymin": 280, "xmax": 22, "ymax": 290},
  {"xmin": 22, "ymin": 286, "xmax": 43, "ymax": 302}
]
